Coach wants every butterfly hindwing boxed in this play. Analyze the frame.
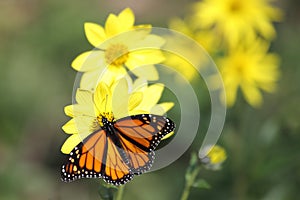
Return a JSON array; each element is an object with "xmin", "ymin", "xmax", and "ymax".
[
  {"xmin": 102, "ymin": 136, "xmax": 133, "ymax": 185},
  {"xmin": 114, "ymin": 114, "xmax": 175, "ymax": 174}
]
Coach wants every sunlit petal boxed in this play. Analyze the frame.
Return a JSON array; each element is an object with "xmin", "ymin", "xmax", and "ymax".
[
  {"xmin": 71, "ymin": 51, "xmax": 105, "ymax": 72},
  {"xmin": 84, "ymin": 22, "xmax": 106, "ymax": 47}
]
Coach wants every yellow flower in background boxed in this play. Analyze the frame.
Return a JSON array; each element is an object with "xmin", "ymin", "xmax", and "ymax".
[
  {"xmin": 192, "ymin": 0, "xmax": 282, "ymax": 47},
  {"xmin": 72, "ymin": 8, "xmax": 165, "ymax": 90},
  {"xmin": 163, "ymin": 47, "xmax": 199, "ymax": 82},
  {"xmin": 168, "ymin": 17, "xmax": 219, "ymax": 54},
  {"xmin": 219, "ymin": 39, "xmax": 280, "ymax": 107},
  {"xmin": 169, "ymin": 18, "xmax": 195, "ymax": 38},
  {"xmin": 163, "ymin": 18, "xmax": 217, "ymax": 82},
  {"xmin": 61, "ymin": 78, "xmax": 174, "ymax": 154},
  {"xmin": 200, "ymin": 145, "xmax": 227, "ymax": 170}
]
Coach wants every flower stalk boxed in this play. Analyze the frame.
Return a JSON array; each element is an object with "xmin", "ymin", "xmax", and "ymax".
[
  {"xmin": 180, "ymin": 165, "xmax": 201, "ymax": 200},
  {"xmin": 115, "ymin": 185, "xmax": 125, "ymax": 200}
]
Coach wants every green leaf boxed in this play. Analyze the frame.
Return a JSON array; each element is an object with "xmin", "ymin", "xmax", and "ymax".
[{"xmin": 192, "ymin": 179, "xmax": 211, "ymax": 189}]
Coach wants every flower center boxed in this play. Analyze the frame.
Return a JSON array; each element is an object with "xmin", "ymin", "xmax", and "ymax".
[
  {"xmin": 229, "ymin": 0, "xmax": 243, "ymax": 13},
  {"xmin": 105, "ymin": 44, "xmax": 129, "ymax": 66},
  {"xmin": 232, "ymin": 57, "xmax": 249, "ymax": 80},
  {"xmin": 97, "ymin": 112, "xmax": 114, "ymax": 127}
]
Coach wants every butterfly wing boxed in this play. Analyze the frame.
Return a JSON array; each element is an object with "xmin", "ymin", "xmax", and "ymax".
[
  {"xmin": 61, "ymin": 129, "xmax": 133, "ymax": 185},
  {"xmin": 114, "ymin": 114, "xmax": 175, "ymax": 174}
]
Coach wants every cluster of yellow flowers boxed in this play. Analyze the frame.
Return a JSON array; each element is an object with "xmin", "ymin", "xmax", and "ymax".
[
  {"xmin": 168, "ymin": 0, "xmax": 282, "ymax": 107},
  {"xmin": 61, "ymin": 1, "xmax": 283, "ymax": 171},
  {"xmin": 61, "ymin": 8, "xmax": 174, "ymax": 154}
]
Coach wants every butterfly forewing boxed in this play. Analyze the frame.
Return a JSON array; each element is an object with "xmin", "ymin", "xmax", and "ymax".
[
  {"xmin": 61, "ymin": 129, "xmax": 133, "ymax": 185},
  {"xmin": 114, "ymin": 114, "xmax": 175, "ymax": 174}
]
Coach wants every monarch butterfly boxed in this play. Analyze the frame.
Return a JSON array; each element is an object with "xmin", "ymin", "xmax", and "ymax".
[{"xmin": 61, "ymin": 114, "xmax": 175, "ymax": 185}]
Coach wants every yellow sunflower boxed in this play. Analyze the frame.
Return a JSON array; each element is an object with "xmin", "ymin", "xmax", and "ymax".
[
  {"xmin": 192, "ymin": 0, "xmax": 282, "ymax": 47},
  {"xmin": 72, "ymin": 8, "xmax": 165, "ymax": 90},
  {"xmin": 61, "ymin": 78, "xmax": 174, "ymax": 154},
  {"xmin": 218, "ymin": 39, "xmax": 280, "ymax": 107}
]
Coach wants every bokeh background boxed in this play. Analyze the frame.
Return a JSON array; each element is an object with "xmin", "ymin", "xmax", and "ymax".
[{"xmin": 1, "ymin": 0, "xmax": 300, "ymax": 199}]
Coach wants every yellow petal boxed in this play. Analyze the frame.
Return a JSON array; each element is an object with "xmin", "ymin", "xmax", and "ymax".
[
  {"xmin": 130, "ymin": 34, "xmax": 165, "ymax": 49},
  {"xmin": 241, "ymin": 84, "xmax": 263, "ymax": 108},
  {"xmin": 143, "ymin": 83, "xmax": 164, "ymax": 106},
  {"xmin": 61, "ymin": 134, "xmax": 81, "ymax": 154},
  {"xmin": 134, "ymin": 24, "xmax": 152, "ymax": 29},
  {"xmin": 128, "ymin": 109, "xmax": 149, "ymax": 116},
  {"xmin": 105, "ymin": 8, "xmax": 135, "ymax": 36},
  {"xmin": 94, "ymin": 82, "xmax": 112, "ymax": 113},
  {"xmin": 162, "ymin": 131, "xmax": 175, "ymax": 140},
  {"xmin": 135, "ymin": 83, "xmax": 164, "ymax": 111},
  {"xmin": 150, "ymin": 102, "xmax": 174, "ymax": 115},
  {"xmin": 105, "ymin": 14, "xmax": 118, "ymax": 36},
  {"xmin": 64, "ymin": 105, "xmax": 74, "ymax": 117},
  {"xmin": 206, "ymin": 145, "xmax": 227, "ymax": 164},
  {"xmin": 112, "ymin": 79, "xmax": 130, "ymax": 119},
  {"xmin": 62, "ymin": 119, "xmax": 78, "ymax": 134},
  {"xmin": 84, "ymin": 22, "xmax": 106, "ymax": 47},
  {"xmin": 62, "ymin": 116, "xmax": 94, "ymax": 134},
  {"xmin": 79, "ymin": 65, "xmax": 125, "ymax": 91},
  {"xmin": 132, "ymin": 78, "xmax": 148, "ymax": 92},
  {"xmin": 129, "ymin": 64, "xmax": 159, "ymax": 81},
  {"xmin": 71, "ymin": 51, "xmax": 105, "ymax": 72},
  {"xmin": 118, "ymin": 8, "xmax": 135, "ymax": 31},
  {"xmin": 169, "ymin": 17, "xmax": 194, "ymax": 37},
  {"xmin": 127, "ymin": 50, "xmax": 165, "ymax": 69},
  {"xmin": 80, "ymin": 70, "xmax": 102, "ymax": 91},
  {"xmin": 224, "ymin": 83, "xmax": 238, "ymax": 107},
  {"xmin": 100, "ymin": 66, "xmax": 127, "ymax": 86},
  {"xmin": 257, "ymin": 20, "xmax": 276, "ymax": 40},
  {"xmin": 75, "ymin": 89, "xmax": 93, "ymax": 105},
  {"xmin": 128, "ymin": 92, "xmax": 143, "ymax": 111},
  {"xmin": 61, "ymin": 133, "xmax": 90, "ymax": 154},
  {"xmin": 64, "ymin": 104, "xmax": 95, "ymax": 118},
  {"xmin": 100, "ymin": 29, "xmax": 148, "ymax": 50}
]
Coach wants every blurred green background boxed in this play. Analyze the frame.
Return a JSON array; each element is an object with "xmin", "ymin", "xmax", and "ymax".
[{"xmin": 1, "ymin": 0, "xmax": 300, "ymax": 199}]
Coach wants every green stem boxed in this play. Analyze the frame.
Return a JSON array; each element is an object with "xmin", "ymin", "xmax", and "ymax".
[
  {"xmin": 180, "ymin": 166, "xmax": 201, "ymax": 200},
  {"xmin": 115, "ymin": 185, "xmax": 125, "ymax": 200}
]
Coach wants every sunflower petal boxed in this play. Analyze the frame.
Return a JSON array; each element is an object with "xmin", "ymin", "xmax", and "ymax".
[
  {"xmin": 84, "ymin": 22, "xmax": 106, "ymax": 47},
  {"xmin": 71, "ymin": 50, "xmax": 105, "ymax": 72},
  {"xmin": 112, "ymin": 78, "xmax": 130, "ymax": 119},
  {"xmin": 150, "ymin": 102, "xmax": 174, "ymax": 115},
  {"xmin": 94, "ymin": 82, "xmax": 112, "ymax": 113},
  {"xmin": 128, "ymin": 92, "xmax": 143, "ymax": 111},
  {"xmin": 241, "ymin": 84, "xmax": 263, "ymax": 108},
  {"xmin": 118, "ymin": 8, "xmax": 135, "ymax": 31},
  {"xmin": 127, "ymin": 50, "xmax": 165, "ymax": 68},
  {"xmin": 75, "ymin": 89, "xmax": 93, "ymax": 105},
  {"xmin": 61, "ymin": 133, "xmax": 90, "ymax": 154},
  {"xmin": 161, "ymin": 131, "xmax": 175, "ymax": 140},
  {"xmin": 129, "ymin": 64, "xmax": 159, "ymax": 81},
  {"xmin": 62, "ymin": 119, "xmax": 78, "ymax": 134}
]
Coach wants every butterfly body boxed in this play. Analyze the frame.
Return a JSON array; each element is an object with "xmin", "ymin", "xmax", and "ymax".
[{"xmin": 61, "ymin": 114, "xmax": 175, "ymax": 185}]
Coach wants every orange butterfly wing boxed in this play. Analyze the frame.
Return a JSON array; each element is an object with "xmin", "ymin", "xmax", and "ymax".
[
  {"xmin": 114, "ymin": 114, "xmax": 175, "ymax": 174},
  {"xmin": 61, "ymin": 129, "xmax": 133, "ymax": 185},
  {"xmin": 61, "ymin": 114, "xmax": 175, "ymax": 185}
]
